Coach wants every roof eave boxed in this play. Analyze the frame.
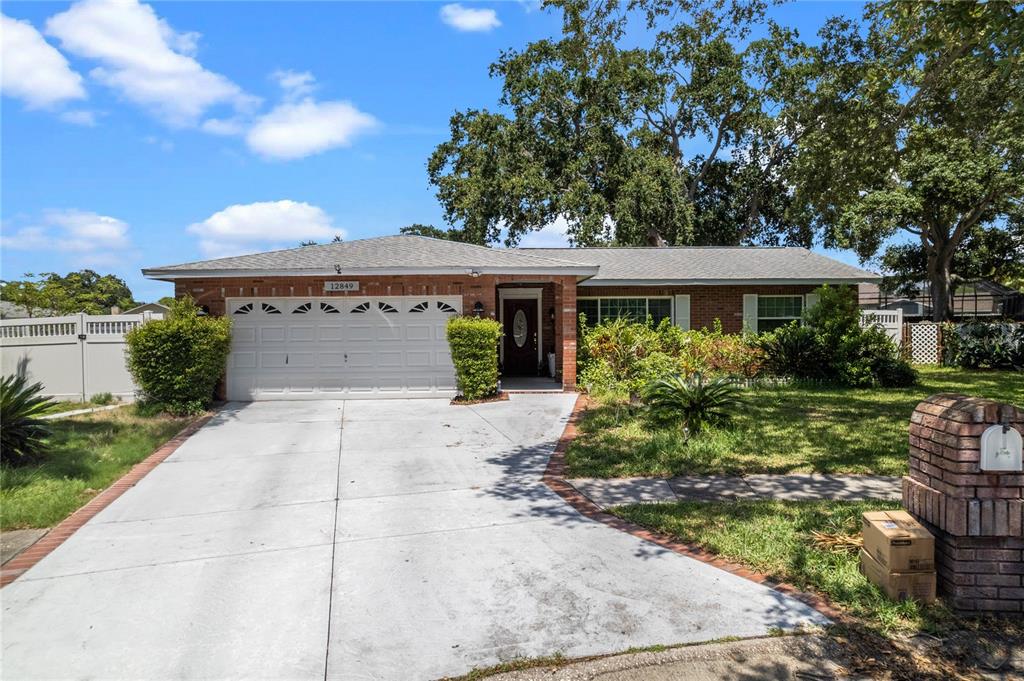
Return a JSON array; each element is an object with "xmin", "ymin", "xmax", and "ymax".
[
  {"xmin": 579, "ymin": 276, "xmax": 881, "ymax": 286},
  {"xmin": 142, "ymin": 265, "xmax": 601, "ymax": 281}
]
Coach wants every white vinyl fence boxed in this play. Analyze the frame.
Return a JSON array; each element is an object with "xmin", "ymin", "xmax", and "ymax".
[
  {"xmin": 860, "ymin": 309, "xmax": 903, "ymax": 346},
  {"xmin": 0, "ymin": 312, "xmax": 161, "ymax": 401}
]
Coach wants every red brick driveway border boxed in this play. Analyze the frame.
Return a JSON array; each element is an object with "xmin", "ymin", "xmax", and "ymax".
[
  {"xmin": 1, "ymin": 412, "xmax": 214, "ymax": 588},
  {"xmin": 542, "ymin": 393, "xmax": 844, "ymax": 621}
]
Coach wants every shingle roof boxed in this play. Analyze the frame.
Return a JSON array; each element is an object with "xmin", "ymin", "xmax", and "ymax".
[
  {"xmin": 143, "ymin": 235, "xmax": 598, "ymax": 278},
  {"xmin": 521, "ymin": 247, "xmax": 879, "ymax": 284},
  {"xmin": 143, "ymin": 235, "xmax": 879, "ymax": 283}
]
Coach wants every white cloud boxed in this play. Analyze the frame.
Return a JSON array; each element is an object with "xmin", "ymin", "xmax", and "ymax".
[
  {"xmin": 246, "ymin": 99, "xmax": 378, "ymax": 161},
  {"xmin": 187, "ymin": 200, "xmax": 344, "ymax": 257},
  {"xmin": 440, "ymin": 4, "xmax": 501, "ymax": 32},
  {"xmin": 1, "ymin": 210, "xmax": 130, "ymax": 254},
  {"xmin": 271, "ymin": 69, "xmax": 316, "ymax": 101},
  {"xmin": 517, "ymin": 217, "xmax": 573, "ymax": 248},
  {"xmin": 45, "ymin": 0, "xmax": 258, "ymax": 127},
  {"xmin": 59, "ymin": 109, "xmax": 97, "ymax": 126},
  {"xmin": 1, "ymin": 14, "xmax": 86, "ymax": 109}
]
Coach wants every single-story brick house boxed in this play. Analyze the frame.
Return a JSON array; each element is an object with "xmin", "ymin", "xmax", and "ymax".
[{"xmin": 143, "ymin": 234, "xmax": 878, "ymax": 400}]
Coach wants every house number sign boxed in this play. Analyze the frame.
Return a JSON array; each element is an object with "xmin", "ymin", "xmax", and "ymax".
[{"xmin": 324, "ymin": 281, "xmax": 359, "ymax": 292}]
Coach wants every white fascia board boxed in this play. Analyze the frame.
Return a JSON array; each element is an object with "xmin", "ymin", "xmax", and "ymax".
[
  {"xmin": 578, "ymin": 276, "xmax": 881, "ymax": 286},
  {"xmin": 142, "ymin": 265, "xmax": 600, "ymax": 281}
]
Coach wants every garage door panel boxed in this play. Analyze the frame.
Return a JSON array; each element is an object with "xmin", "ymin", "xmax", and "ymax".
[
  {"xmin": 260, "ymin": 353, "xmax": 288, "ymax": 368},
  {"xmin": 320, "ymin": 353, "xmax": 346, "ymax": 368},
  {"xmin": 346, "ymin": 324, "xmax": 375, "ymax": 342},
  {"xmin": 406, "ymin": 351, "xmax": 432, "ymax": 367},
  {"xmin": 226, "ymin": 296, "xmax": 461, "ymax": 401},
  {"xmin": 233, "ymin": 352, "xmax": 257, "ymax": 369},
  {"xmin": 288, "ymin": 352, "xmax": 316, "ymax": 368},
  {"xmin": 260, "ymin": 327, "xmax": 286, "ymax": 343},
  {"xmin": 319, "ymin": 326, "xmax": 344, "ymax": 342},
  {"xmin": 289, "ymin": 326, "xmax": 315, "ymax": 342}
]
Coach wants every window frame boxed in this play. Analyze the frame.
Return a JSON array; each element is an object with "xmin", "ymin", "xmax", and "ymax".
[
  {"xmin": 756, "ymin": 294, "xmax": 804, "ymax": 332},
  {"xmin": 577, "ymin": 296, "xmax": 674, "ymax": 326}
]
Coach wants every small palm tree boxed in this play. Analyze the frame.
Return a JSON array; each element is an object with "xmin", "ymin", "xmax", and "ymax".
[
  {"xmin": 643, "ymin": 372, "xmax": 742, "ymax": 434},
  {"xmin": 1, "ymin": 375, "xmax": 53, "ymax": 466}
]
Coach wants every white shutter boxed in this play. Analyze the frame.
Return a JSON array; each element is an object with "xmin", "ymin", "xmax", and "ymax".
[
  {"xmin": 742, "ymin": 294, "xmax": 758, "ymax": 334},
  {"xmin": 674, "ymin": 294, "xmax": 691, "ymax": 331},
  {"xmin": 804, "ymin": 292, "xmax": 820, "ymax": 314}
]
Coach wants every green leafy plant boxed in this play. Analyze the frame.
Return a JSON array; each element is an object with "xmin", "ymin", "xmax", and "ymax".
[
  {"xmin": 760, "ymin": 285, "xmax": 917, "ymax": 388},
  {"xmin": 125, "ymin": 297, "xmax": 232, "ymax": 415},
  {"xmin": 90, "ymin": 392, "xmax": 115, "ymax": 406},
  {"xmin": 1, "ymin": 375, "xmax": 53, "ymax": 466},
  {"xmin": 642, "ymin": 372, "xmax": 743, "ymax": 434},
  {"xmin": 446, "ymin": 316, "xmax": 503, "ymax": 400},
  {"xmin": 943, "ymin": 321, "xmax": 1023, "ymax": 371},
  {"xmin": 578, "ymin": 317, "xmax": 763, "ymax": 395}
]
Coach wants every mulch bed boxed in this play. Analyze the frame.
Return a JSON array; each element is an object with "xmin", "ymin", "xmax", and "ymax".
[{"xmin": 450, "ymin": 392, "xmax": 511, "ymax": 406}]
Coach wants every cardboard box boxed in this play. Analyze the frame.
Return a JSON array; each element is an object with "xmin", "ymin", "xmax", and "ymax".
[
  {"xmin": 859, "ymin": 549, "xmax": 936, "ymax": 603},
  {"xmin": 861, "ymin": 510, "xmax": 935, "ymax": 573}
]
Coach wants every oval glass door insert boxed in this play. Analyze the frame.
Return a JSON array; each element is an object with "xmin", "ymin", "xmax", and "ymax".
[{"xmin": 513, "ymin": 309, "xmax": 528, "ymax": 347}]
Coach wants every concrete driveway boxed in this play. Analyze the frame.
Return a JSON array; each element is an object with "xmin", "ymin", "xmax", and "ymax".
[{"xmin": 2, "ymin": 395, "xmax": 826, "ymax": 680}]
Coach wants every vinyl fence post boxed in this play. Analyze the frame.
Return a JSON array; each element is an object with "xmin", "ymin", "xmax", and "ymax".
[{"xmin": 78, "ymin": 312, "xmax": 87, "ymax": 402}]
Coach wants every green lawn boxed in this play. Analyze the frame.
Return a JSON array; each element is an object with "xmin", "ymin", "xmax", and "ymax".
[
  {"xmin": 1, "ymin": 407, "xmax": 191, "ymax": 530},
  {"xmin": 611, "ymin": 500, "xmax": 1021, "ymax": 679},
  {"xmin": 567, "ymin": 367, "xmax": 1023, "ymax": 478}
]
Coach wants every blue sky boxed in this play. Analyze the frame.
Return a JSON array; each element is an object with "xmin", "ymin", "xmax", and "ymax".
[{"xmin": 1, "ymin": 0, "xmax": 867, "ymax": 302}]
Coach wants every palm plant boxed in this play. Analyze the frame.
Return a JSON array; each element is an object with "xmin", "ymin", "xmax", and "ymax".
[
  {"xmin": 1, "ymin": 374, "xmax": 53, "ymax": 466},
  {"xmin": 643, "ymin": 372, "xmax": 742, "ymax": 434}
]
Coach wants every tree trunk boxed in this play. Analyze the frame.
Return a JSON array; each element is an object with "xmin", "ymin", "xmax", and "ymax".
[
  {"xmin": 926, "ymin": 243, "xmax": 955, "ymax": 322},
  {"xmin": 646, "ymin": 226, "xmax": 667, "ymax": 247}
]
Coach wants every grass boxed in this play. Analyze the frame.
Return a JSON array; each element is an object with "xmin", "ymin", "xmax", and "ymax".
[
  {"xmin": 613, "ymin": 499, "xmax": 938, "ymax": 633},
  {"xmin": 567, "ymin": 366, "xmax": 1023, "ymax": 477},
  {"xmin": 611, "ymin": 500, "xmax": 1023, "ymax": 679},
  {"xmin": 1, "ymin": 406, "xmax": 191, "ymax": 530}
]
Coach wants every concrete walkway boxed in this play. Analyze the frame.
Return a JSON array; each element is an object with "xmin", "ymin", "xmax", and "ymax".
[
  {"xmin": 569, "ymin": 473, "xmax": 901, "ymax": 509},
  {"xmin": 2, "ymin": 395, "xmax": 828, "ymax": 681}
]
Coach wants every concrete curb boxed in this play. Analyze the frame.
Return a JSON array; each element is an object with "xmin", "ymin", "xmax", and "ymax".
[
  {"xmin": 40, "ymin": 403, "xmax": 129, "ymax": 420},
  {"xmin": 1, "ymin": 412, "xmax": 214, "ymax": 587},
  {"xmin": 541, "ymin": 394, "xmax": 844, "ymax": 621}
]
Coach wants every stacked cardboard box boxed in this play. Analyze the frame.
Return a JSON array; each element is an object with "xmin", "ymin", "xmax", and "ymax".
[{"xmin": 860, "ymin": 510, "xmax": 937, "ymax": 603}]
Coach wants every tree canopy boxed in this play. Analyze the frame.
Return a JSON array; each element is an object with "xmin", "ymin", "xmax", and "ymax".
[
  {"xmin": 0, "ymin": 271, "xmax": 137, "ymax": 316},
  {"xmin": 428, "ymin": 0, "xmax": 1023, "ymax": 320}
]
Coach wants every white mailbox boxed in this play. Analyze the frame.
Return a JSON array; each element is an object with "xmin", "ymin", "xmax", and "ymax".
[{"xmin": 980, "ymin": 424, "xmax": 1023, "ymax": 472}]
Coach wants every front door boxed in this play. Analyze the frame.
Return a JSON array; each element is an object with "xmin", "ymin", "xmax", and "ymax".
[{"xmin": 502, "ymin": 298, "xmax": 538, "ymax": 376}]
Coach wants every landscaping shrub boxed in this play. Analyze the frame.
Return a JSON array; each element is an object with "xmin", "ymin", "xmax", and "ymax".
[
  {"xmin": 90, "ymin": 392, "xmax": 115, "ymax": 405},
  {"xmin": 0, "ymin": 375, "xmax": 53, "ymax": 466},
  {"xmin": 943, "ymin": 320, "xmax": 1023, "ymax": 371},
  {"xmin": 446, "ymin": 316, "xmax": 503, "ymax": 399},
  {"xmin": 578, "ymin": 317, "xmax": 763, "ymax": 395},
  {"xmin": 125, "ymin": 297, "xmax": 232, "ymax": 415},
  {"xmin": 643, "ymin": 372, "xmax": 743, "ymax": 433},
  {"xmin": 759, "ymin": 285, "xmax": 917, "ymax": 387}
]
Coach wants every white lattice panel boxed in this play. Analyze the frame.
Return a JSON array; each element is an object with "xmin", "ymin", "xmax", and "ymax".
[{"xmin": 908, "ymin": 323, "xmax": 941, "ymax": 364}]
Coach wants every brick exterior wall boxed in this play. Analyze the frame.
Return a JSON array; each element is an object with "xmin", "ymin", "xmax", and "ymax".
[
  {"xmin": 902, "ymin": 394, "xmax": 1024, "ymax": 613},
  {"xmin": 174, "ymin": 277, "xmax": 827, "ymax": 394},
  {"xmin": 580, "ymin": 284, "xmax": 817, "ymax": 333},
  {"xmin": 174, "ymin": 274, "xmax": 579, "ymax": 389}
]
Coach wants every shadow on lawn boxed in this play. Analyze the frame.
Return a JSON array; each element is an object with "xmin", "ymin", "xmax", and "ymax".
[{"xmin": 0, "ymin": 419, "xmax": 133, "ymax": 490}]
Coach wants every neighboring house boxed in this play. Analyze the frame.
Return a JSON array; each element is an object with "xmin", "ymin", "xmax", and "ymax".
[
  {"xmin": 859, "ymin": 280, "xmax": 1022, "ymax": 320},
  {"xmin": 143, "ymin": 235, "xmax": 877, "ymax": 400},
  {"xmin": 124, "ymin": 302, "xmax": 170, "ymax": 315}
]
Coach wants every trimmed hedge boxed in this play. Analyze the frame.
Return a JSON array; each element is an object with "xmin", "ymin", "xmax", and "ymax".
[
  {"xmin": 125, "ymin": 297, "xmax": 232, "ymax": 414},
  {"xmin": 446, "ymin": 316, "xmax": 503, "ymax": 400}
]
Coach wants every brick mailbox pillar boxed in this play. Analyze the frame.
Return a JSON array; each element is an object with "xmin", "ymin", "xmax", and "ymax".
[{"xmin": 902, "ymin": 394, "xmax": 1024, "ymax": 613}]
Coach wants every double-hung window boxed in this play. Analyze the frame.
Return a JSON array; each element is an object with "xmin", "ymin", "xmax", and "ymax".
[
  {"xmin": 756, "ymin": 295, "xmax": 804, "ymax": 332},
  {"xmin": 577, "ymin": 297, "xmax": 672, "ymax": 326}
]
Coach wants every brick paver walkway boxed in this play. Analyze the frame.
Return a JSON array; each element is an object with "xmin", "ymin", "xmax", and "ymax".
[{"xmin": 568, "ymin": 473, "xmax": 901, "ymax": 509}]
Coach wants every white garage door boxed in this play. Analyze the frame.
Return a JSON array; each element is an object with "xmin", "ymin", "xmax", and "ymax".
[{"xmin": 226, "ymin": 296, "xmax": 461, "ymax": 400}]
